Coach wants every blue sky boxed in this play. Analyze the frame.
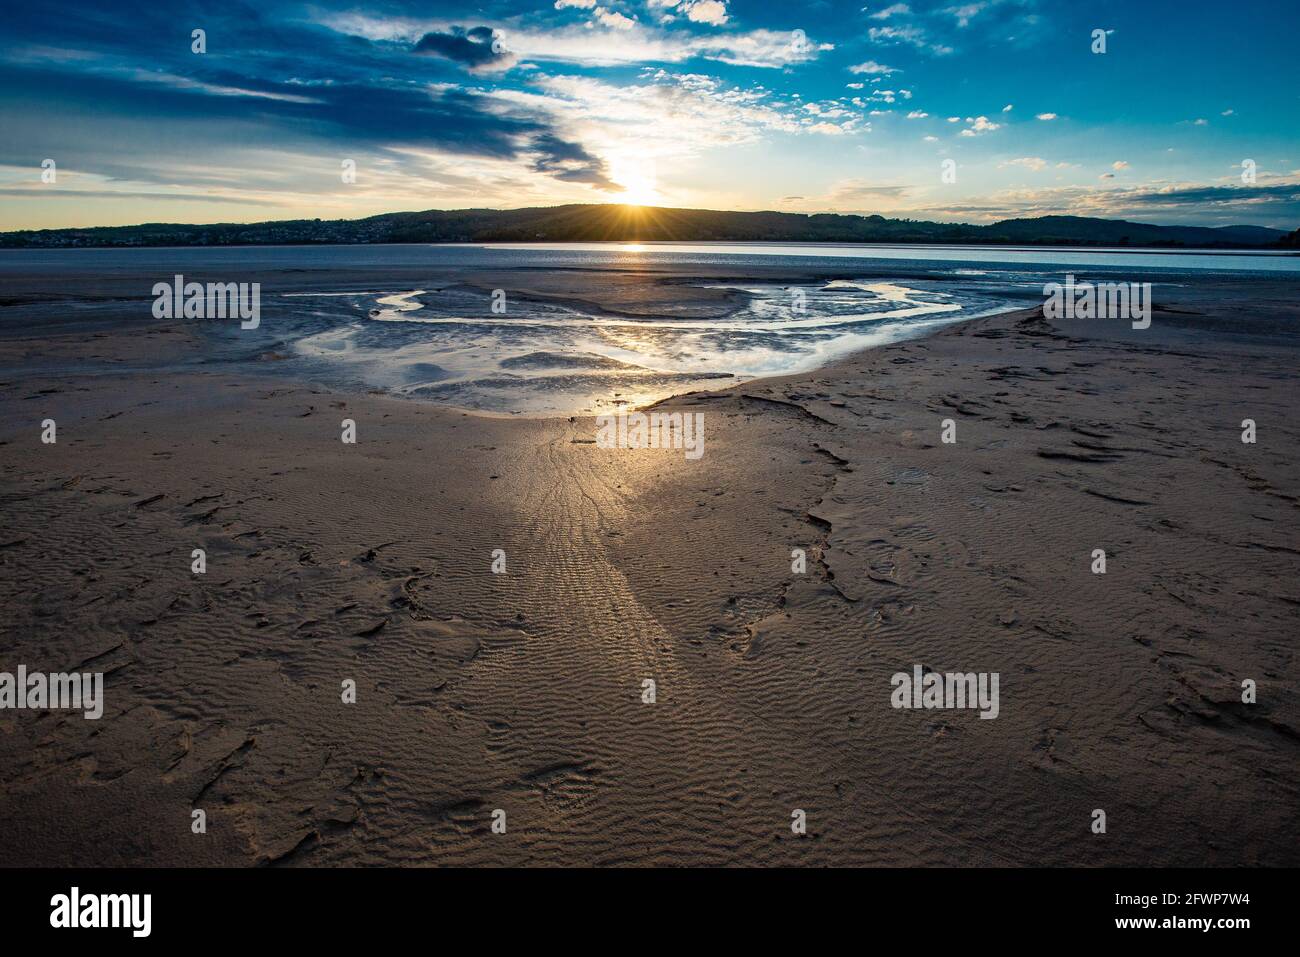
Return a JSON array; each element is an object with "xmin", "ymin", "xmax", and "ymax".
[{"xmin": 2, "ymin": 0, "xmax": 1297, "ymax": 230}]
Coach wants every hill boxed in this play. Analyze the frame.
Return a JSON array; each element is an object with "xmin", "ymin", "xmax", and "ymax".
[{"xmin": 0, "ymin": 204, "xmax": 1291, "ymax": 249}]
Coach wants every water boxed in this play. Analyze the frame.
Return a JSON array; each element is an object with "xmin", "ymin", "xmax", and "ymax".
[
  {"xmin": 281, "ymin": 277, "xmax": 1014, "ymax": 412},
  {"xmin": 3, "ymin": 242, "xmax": 1296, "ymax": 273},
  {"xmin": 3, "ymin": 243, "xmax": 1295, "ymax": 414}
]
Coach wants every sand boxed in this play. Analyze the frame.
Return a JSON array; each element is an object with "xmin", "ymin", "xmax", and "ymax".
[{"xmin": 1, "ymin": 269, "xmax": 1298, "ymax": 866}]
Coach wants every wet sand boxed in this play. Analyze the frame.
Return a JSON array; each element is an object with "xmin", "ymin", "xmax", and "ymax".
[{"xmin": 1, "ymin": 268, "xmax": 1298, "ymax": 866}]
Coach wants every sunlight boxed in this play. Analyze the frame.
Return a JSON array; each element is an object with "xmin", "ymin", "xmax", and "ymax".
[{"xmin": 610, "ymin": 156, "xmax": 662, "ymax": 207}]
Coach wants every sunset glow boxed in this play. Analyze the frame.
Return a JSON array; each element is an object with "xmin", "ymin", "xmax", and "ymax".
[{"xmin": 0, "ymin": 1, "xmax": 1295, "ymax": 231}]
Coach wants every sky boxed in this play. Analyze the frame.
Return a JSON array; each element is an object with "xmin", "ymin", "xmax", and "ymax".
[{"xmin": 2, "ymin": 0, "xmax": 1297, "ymax": 231}]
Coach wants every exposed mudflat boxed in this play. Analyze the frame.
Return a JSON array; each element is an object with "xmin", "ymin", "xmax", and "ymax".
[{"xmin": 1, "ymin": 267, "xmax": 1298, "ymax": 865}]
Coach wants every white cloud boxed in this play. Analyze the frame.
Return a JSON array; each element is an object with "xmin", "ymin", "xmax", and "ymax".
[
  {"xmin": 1035, "ymin": 112, "xmax": 1057, "ymax": 120},
  {"xmin": 959, "ymin": 115, "xmax": 1000, "ymax": 136},
  {"xmin": 906, "ymin": 110, "xmax": 928, "ymax": 119},
  {"xmin": 681, "ymin": 0, "xmax": 729, "ymax": 26},
  {"xmin": 867, "ymin": 24, "xmax": 949, "ymax": 55},
  {"xmin": 591, "ymin": 7, "xmax": 636, "ymax": 30},
  {"xmin": 320, "ymin": 13, "xmax": 826, "ymax": 69},
  {"xmin": 869, "ymin": 3, "xmax": 911, "ymax": 18},
  {"xmin": 1002, "ymin": 103, "xmax": 1013, "ymax": 112},
  {"xmin": 114, "ymin": 70, "xmax": 325, "ymax": 103},
  {"xmin": 944, "ymin": 3, "xmax": 987, "ymax": 27},
  {"xmin": 821, "ymin": 178, "xmax": 914, "ymax": 210},
  {"xmin": 849, "ymin": 60, "xmax": 899, "ymax": 75},
  {"xmin": 554, "ymin": 0, "xmax": 596, "ymax": 8},
  {"xmin": 1112, "ymin": 160, "xmax": 1129, "ymax": 170},
  {"xmin": 489, "ymin": 70, "xmax": 862, "ymax": 191},
  {"xmin": 1001, "ymin": 157, "xmax": 1047, "ymax": 171},
  {"xmin": 702, "ymin": 29, "xmax": 833, "ymax": 67}
]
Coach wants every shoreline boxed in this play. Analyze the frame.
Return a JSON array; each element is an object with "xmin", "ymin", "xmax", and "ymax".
[{"xmin": 4, "ymin": 239, "xmax": 1297, "ymax": 255}]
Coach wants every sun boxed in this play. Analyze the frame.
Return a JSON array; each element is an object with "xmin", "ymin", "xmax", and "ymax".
[{"xmin": 609, "ymin": 157, "xmax": 662, "ymax": 207}]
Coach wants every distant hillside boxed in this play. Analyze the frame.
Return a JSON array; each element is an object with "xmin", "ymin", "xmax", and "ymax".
[{"xmin": 1, "ymin": 204, "xmax": 1293, "ymax": 250}]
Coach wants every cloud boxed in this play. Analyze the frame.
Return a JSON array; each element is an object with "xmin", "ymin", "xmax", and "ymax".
[
  {"xmin": 943, "ymin": 3, "xmax": 988, "ymax": 27},
  {"xmin": 414, "ymin": 26, "xmax": 517, "ymax": 73},
  {"xmin": 867, "ymin": 25, "xmax": 952, "ymax": 55},
  {"xmin": 868, "ymin": 24, "xmax": 923, "ymax": 45},
  {"xmin": 697, "ymin": 29, "xmax": 832, "ymax": 67},
  {"xmin": 1000, "ymin": 156, "xmax": 1047, "ymax": 171},
  {"xmin": 959, "ymin": 115, "xmax": 1000, "ymax": 136},
  {"xmin": 0, "ymin": 45, "xmax": 643, "ymax": 204},
  {"xmin": 1112, "ymin": 160, "xmax": 1129, "ymax": 170},
  {"xmin": 912, "ymin": 179, "xmax": 1300, "ymax": 226},
  {"xmin": 827, "ymin": 179, "xmax": 912, "ymax": 205},
  {"xmin": 529, "ymin": 132, "xmax": 619, "ymax": 187},
  {"xmin": 0, "ymin": 185, "xmax": 283, "ymax": 206},
  {"xmin": 681, "ymin": 0, "xmax": 730, "ymax": 26},
  {"xmin": 869, "ymin": 3, "xmax": 912, "ymax": 18},
  {"xmin": 329, "ymin": 13, "xmax": 830, "ymax": 69},
  {"xmin": 591, "ymin": 7, "xmax": 637, "ymax": 30},
  {"xmin": 5, "ymin": 0, "xmax": 1289, "ymax": 229},
  {"xmin": 1123, "ymin": 182, "xmax": 1300, "ymax": 208},
  {"xmin": 906, "ymin": 110, "xmax": 928, "ymax": 119},
  {"xmin": 1002, "ymin": 103, "xmax": 1013, "ymax": 112},
  {"xmin": 484, "ymin": 69, "xmax": 863, "ymax": 201},
  {"xmin": 1035, "ymin": 112, "xmax": 1057, "ymax": 120},
  {"xmin": 849, "ymin": 60, "xmax": 899, "ymax": 75}
]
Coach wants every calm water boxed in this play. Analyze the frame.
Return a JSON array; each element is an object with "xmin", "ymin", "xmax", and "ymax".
[
  {"xmin": 3, "ymin": 243, "xmax": 1295, "ymax": 413},
  {"xmin": 3, "ymin": 242, "xmax": 1296, "ymax": 273}
]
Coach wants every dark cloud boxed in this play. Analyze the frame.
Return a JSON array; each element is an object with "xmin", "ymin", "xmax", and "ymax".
[
  {"xmin": 0, "ymin": 187, "xmax": 281, "ymax": 205},
  {"xmin": 414, "ymin": 26, "xmax": 516, "ymax": 72},
  {"xmin": 0, "ymin": 63, "xmax": 539, "ymax": 162},
  {"xmin": 0, "ymin": 45, "xmax": 610, "ymax": 194},
  {"xmin": 1123, "ymin": 184, "xmax": 1300, "ymax": 207},
  {"xmin": 0, "ymin": 4, "xmax": 608, "ymax": 194},
  {"xmin": 529, "ymin": 134, "xmax": 619, "ymax": 190}
]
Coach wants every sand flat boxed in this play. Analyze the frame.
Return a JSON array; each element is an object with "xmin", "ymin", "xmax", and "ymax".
[{"xmin": 1, "ymin": 270, "xmax": 1298, "ymax": 866}]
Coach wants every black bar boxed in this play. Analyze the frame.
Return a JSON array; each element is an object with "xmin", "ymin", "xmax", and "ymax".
[{"xmin": 0, "ymin": 867, "xmax": 1283, "ymax": 943}]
